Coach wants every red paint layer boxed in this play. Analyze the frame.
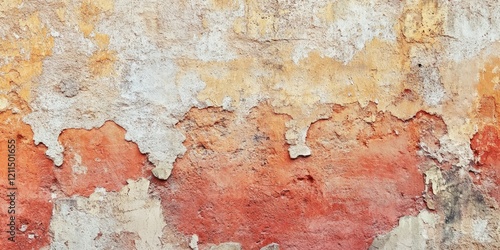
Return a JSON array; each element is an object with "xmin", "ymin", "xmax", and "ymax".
[
  {"xmin": 0, "ymin": 111, "xmax": 56, "ymax": 250},
  {"xmin": 471, "ymin": 125, "xmax": 500, "ymax": 202},
  {"xmin": 56, "ymin": 121, "xmax": 147, "ymax": 196},
  {"xmin": 156, "ymin": 104, "xmax": 430, "ymax": 250}
]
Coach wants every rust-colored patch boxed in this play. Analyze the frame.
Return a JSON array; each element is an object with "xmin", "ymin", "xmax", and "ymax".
[
  {"xmin": 471, "ymin": 125, "xmax": 500, "ymax": 203},
  {"xmin": 155, "ymin": 103, "xmax": 429, "ymax": 250},
  {"xmin": 0, "ymin": 108, "xmax": 56, "ymax": 249},
  {"xmin": 56, "ymin": 121, "xmax": 147, "ymax": 196},
  {"xmin": 472, "ymin": 57, "xmax": 500, "ymax": 203}
]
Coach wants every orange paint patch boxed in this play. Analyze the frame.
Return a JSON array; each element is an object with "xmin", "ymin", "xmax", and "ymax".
[
  {"xmin": 477, "ymin": 96, "xmax": 497, "ymax": 125},
  {"xmin": 471, "ymin": 125, "xmax": 500, "ymax": 203},
  {"xmin": 472, "ymin": 57, "xmax": 500, "ymax": 203},
  {"xmin": 156, "ymin": 104, "xmax": 429, "ymax": 249},
  {"xmin": 56, "ymin": 121, "xmax": 147, "ymax": 196},
  {"xmin": 477, "ymin": 58, "xmax": 500, "ymax": 121},
  {"xmin": 0, "ymin": 110, "xmax": 56, "ymax": 249}
]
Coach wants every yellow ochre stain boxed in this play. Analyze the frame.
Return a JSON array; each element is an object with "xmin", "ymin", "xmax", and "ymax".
[
  {"xmin": 77, "ymin": 0, "xmax": 114, "ymax": 37},
  {"xmin": 0, "ymin": 12, "xmax": 54, "ymax": 102},
  {"xmin": 184, "ymin": 39, "xmax": 406, "ymax": 123},
  {"xmin": 211, "ymin": 0, "xmax": 239, "ymax": 10},
  {"xmin": 89, "ymin": 50, "xmax": 117, "ymax": 77}
]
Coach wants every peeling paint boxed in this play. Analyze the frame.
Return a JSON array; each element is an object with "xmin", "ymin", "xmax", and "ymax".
[{"xmin": 2, "ymin": 0, "xmax": 500, "ymax": 249}]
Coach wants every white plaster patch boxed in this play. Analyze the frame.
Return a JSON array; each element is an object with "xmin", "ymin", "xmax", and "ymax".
[
  {"xmin": 209, "ymin": 242, "xmax": 242, "ymax": 250},
  {"xmin": 222, "ymin": 96, "xmax": 233, "ymax": 111},
  {"xmin": 195, "ymin": 21, "xmax": 237, "ymax": 62},
  {"xmin": 420, "ymin": 67, "xmax": 445, "ymax": 106},
  {"xmin": 293, "ymin": 0, "xmax": 401, "ymax": 64},
  {"xmin": 425, "ymin": 167, "xmax": 446, "ymax": 195},
  {"xmin": 260, "ymin": 243, "xmax": 279, "ymax": 250},
  {"xmin": 189, "ymin": 234, "xmax": 199, "ymax": 250},
  {"xmin": 442, "ymin": 1, "xmax": 500, "ymax": 61},
  {"xmin": 419, "ymin": 135, "xmax": 473, "ymax": 168},
  {"xmin": 49, "ymin": 178, "xmax": 169, "ymax": 250},
  {"xmin": 370, "ymin": 210, "xmax": 439, "ymax": 250},
  {"xmin": 285, "ymin": 121, "xmax": 312, "ymax": 158},
  {"xmin": 472, "ymin": 219, "xmax": 492, "ymax": 243},
  {"xmin": 0, "ymin": 95, "xmax": 9, "ymax": 111},
  {"xmin": 70, "ymin": 153, "xmax": 87, "ymax": 175}
]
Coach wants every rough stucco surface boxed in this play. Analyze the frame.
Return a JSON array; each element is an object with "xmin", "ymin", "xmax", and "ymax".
[{"xmin": 1, "ymin": 0, "xmax": 500, "ymax": 249}]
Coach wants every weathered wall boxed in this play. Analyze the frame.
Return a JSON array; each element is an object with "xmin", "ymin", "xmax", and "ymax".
[{"xmin": 1, "ymin": 0, "xmax": 500, "ymax": 249}]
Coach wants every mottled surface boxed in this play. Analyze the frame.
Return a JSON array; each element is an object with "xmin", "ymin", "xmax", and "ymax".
[
  {"xmin": 1, "ymin": 0, "xmax": 500, "ymax": 249},
  {"xmin": 158, "ymin": 104, "xmax": 427, "ymax": 249},
  {"xmin": 0, "ymin": 97, "xmax": 55, "ymax": 249}
]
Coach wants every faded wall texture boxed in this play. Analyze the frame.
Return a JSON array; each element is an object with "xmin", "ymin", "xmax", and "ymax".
[{"xmin": 1, "ymin": 0, "xmax": 500, "ymax": 249}]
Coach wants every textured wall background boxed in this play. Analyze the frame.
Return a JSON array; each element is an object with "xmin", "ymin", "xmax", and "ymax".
[{"xmin": 1, "ymin": 0, "xmax": 500, "ymax": 249}]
